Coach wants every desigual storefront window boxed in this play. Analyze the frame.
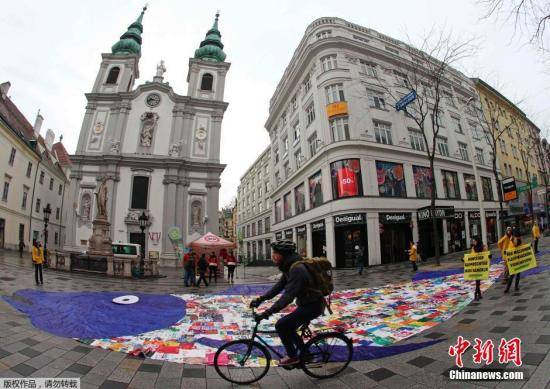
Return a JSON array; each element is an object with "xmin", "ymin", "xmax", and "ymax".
[
  {"xmin": 464, "ymin": 174, "xmax": 478, "ymax": 200},
  {"xmin": 413, "ymin": 165, "xmax": 435, "ymax": 199},
  {"xmin": 309, "ymin": 171, "xmax": 323, "ymax": 208},
  {"xmin": 294, "ymin": 184, "xmax": 306, "ymax": 214},
  {"xmin": 330, "ymin": 159, "xmax": 363, "ymax": 199},
  {"xmin": 376, "ymin": 161, "xmax": 406, "ymax": 197}
]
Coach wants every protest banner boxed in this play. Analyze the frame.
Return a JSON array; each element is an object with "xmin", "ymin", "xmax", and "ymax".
[
  {"xmin": 503, "ymin": 243, "xmax": 537, "ymax": 275},
  {"xmin": 463, "ymin": 251, "xmax": 490, "ymax": 280}
]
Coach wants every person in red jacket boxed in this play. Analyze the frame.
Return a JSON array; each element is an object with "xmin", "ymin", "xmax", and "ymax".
[
  {"xmin": 208, "ymin": 252, "xmax": 219, "ymax": 283},
  {"xmin": 226, "ymin": 251, "xmax": 237, "ymax": 283}
]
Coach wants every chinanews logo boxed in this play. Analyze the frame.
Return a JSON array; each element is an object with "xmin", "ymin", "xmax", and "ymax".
[{"xmin": 336, "ymin": 215, "xmax": 362, "ymax": 224}]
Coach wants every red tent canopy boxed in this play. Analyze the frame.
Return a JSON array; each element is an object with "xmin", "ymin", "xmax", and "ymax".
[{"xmin": 188, "ymin": 232, "xmax": 235, "ymax": 250}]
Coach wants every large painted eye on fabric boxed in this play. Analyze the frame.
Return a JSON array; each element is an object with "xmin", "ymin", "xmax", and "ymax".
[{"xmin": 146, "ymin": 93, "xmax": 161, "ymax": 107}]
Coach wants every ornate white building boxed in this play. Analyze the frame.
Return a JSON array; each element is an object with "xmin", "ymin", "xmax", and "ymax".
[{"xmin": 64, "ymin": 8, "xmax": 230, "ymax": 266}]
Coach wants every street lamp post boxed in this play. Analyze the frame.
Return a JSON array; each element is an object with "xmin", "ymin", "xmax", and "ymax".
[
  {"xmin": 42, "ymin": 204, "xmax": 51, "ymax": 267},
  {"xmin": 138, "ymin": 211, "xmax": 149, "ymax": 277}
]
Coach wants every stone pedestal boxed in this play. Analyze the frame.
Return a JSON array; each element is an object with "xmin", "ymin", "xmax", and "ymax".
[{"xmin": 88, "ymin": 217, "xmax": 113, "ymax": 256}]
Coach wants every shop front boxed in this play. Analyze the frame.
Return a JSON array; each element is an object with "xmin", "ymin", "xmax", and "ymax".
[
  {"xmin": 296, "ymin": 225, "xmax": 307, "ymax": 257},
  {"xmin": 417, "ymin": 206, "xmax": 453, "ymax": 259},
  {"xmin": 311, "ymin": 220, "xmax": 326, "ymax": 257},
  {"xmin": 485, "ymin": 210, "xmax": 498, "ymax": 244},
  {"xmin": 284, "ymin": 229, "xmax": 293, "ymax": 240},
  {"xmin": 379, "ymin": 212, "xmax": 412, "ymax": 264},
  {"xmin": 446, "ymin": 211, "xmax": 466, "ymax": 253},
  {"xmin": 334, "ymin": 213, "xmax": 367, "ymax": 268}
]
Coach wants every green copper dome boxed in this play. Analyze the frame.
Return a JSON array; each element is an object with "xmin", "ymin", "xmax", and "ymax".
[
  {"xmin": 112, "ymin": 6, "xmax": 147, "ymax": 56},
  {"xmin": 194, "ymin": 12, "xmax": 226, "ymax": 62}
]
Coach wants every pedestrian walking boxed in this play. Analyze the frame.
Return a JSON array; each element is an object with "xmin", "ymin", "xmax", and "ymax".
[
  {"xmin": 470, "ymin": 236, "xmax": 487, "ymax": 301},
  {"xmin": 184, "ymin": 252, "xmax": 196, "ymax": 287},
  {"xmin": 408, "ymin": 241, "xmax": 418, "ymax": 271},
  {"xmin": 356, "ymin": 245, "xmax": 366, "ymax": 275},
  {"xmin": 498, "ymin": 226, "xmax": 516, "ymax": 284},
  {"xmin": 505, "ymin": 233, "xmax": 522, "ymax": 293},
  {"xmin": 196, "ymin": 254, "xmax": 209, "ymax": 287},
  {"xmin": 208, "ymin": 251, "xmax": 218, "ymax": 283},
  {"xmin": 18, "ymin": 240, "xmax": 25, "ymax": 258},
  {"xmin": 532, "ymin": 221, "xmax": 541, "ymax": 254},
  {"xmin": 32, "ymin": 240, "xmax": 44, "ymax": 285},
  {"xmin": 226, "ymin": 251, "xmax": 237, "ymax": 283}
]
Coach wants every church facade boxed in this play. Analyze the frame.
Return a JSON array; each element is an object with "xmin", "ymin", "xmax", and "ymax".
[{"xmin": 64, "ymin": 8, "xmax": 230, "ymax": 265}]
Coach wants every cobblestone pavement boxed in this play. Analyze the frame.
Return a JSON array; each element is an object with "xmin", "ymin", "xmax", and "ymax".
[{"xmin": 0, "ymin": 241, "xmax": 549, "ymax": 389}]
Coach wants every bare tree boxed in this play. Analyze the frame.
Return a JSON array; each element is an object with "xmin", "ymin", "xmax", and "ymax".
[
  {"xmin": 531, "ymin": 129, "xmax": 550, "ymax": 228},
  {"xmin": 513, "ymin": 117, "xmax": 538, "ymax": 222},
  {"xmin": 373, "ymin": 29, "xmax": 476, "ymax": 265},
  {"xmin": 480, "ymin": 0, "xmax": 550, "ymax": 50}
]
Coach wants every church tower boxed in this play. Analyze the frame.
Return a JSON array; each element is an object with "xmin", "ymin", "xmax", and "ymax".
[{"xmin": 91, "ymin": 6, "xmax": 147, "ymax": 94}]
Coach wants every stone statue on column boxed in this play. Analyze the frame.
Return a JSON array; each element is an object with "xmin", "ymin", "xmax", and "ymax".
[{"xmin": 153, "ymin": 60, "xmax": 166, "ymax": 83}]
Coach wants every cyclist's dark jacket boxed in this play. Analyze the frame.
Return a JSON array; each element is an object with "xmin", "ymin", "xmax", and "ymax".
[{"xmin": 260, "ymin": 253, "xmax": 325, "ymax": 316}]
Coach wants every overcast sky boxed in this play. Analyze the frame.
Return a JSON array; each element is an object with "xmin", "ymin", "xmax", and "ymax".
[{"xmin": 1, "ymin": 0, "xmax": 549, "ymax": 208}]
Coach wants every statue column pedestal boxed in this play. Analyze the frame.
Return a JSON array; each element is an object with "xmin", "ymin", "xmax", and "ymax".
[{"xmin": 88, "ymin": 217, "xmax": 113, "ymax": 257}]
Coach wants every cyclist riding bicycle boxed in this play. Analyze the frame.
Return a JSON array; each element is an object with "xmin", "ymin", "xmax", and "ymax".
[{"xmin": 250, "ymin": 240, "xmax": 326, "ymax": 367}]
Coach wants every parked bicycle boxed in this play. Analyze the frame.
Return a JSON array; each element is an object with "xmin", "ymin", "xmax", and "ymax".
[{"xmin": 213, "ymin": 307, "xmax": 353, "ymax": 385}]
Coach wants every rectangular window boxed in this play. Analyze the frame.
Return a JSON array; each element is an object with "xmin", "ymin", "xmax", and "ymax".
[
  {"xmin": 26, "ymin": 162, "xmax": 32, "ymax": 178},
  {"xmin": 294, "ymin": 184, "xmax": 306, "ymax": 214},
  {"xmin": 359, "ymin": 60, "xmax": 376, "ymax": 76},
  {"xmin": 283, "ymin": 161, "xmax": 290, "ymax": 178},
  {"xmin": 8, "ymin": 148, "xmax": 16, "ymax": 166},
  {"xmin": 409, "ymin": 129, "xmax": 425, "ymax": 151},
  {"xmin": 331, "ymin": 159, "xmax": 363, "ymax": 199},
  {"xmin": 393, "ymin": 71, "xmax": 409, "ymax": 87},
  {"xmin": 131, "ymin": 176, "xmax": 149, "ymax": 209},
  {"xmin": 463, "ymin": 174, "xmax": 478, "ymax": 200},
  {"xmin": 368, "ymin": 90, "xmax": 386, "ymax": 109},
  {"xmin": 320, "ymin": 55, "xmax": 337, "ymax": 72},
  {"xmin": 309, "ymin": 171, "xmax": 323, "ymax": 208},
  {"xmin": 511, "ymin": 145, "xmax": 518, "ymax": 159},
  {"xmin": 252, "ymin": 223, "xmax": 256, "ymax": 236},
  {"xmin": 374, "ymin": 122, "xmax": 392, "ymax": 145},
  {"xmin": 325, "ymin": 84, "xmax": 345, "ymax": 104},
  {"xmin": 274, "ymin": 147, "xmax": 279, "ymax": 164},
  {"xmin": 458, "ymin": 142, "xmax": 469, "ymax": 161},
  {"xmin": 376, "ymin": 161, "xmax": 407, "ymax": 197},
  {"xmin": 281, "ymin": 111, "xmax": 287, "ymax": 126},
  {"xmin": 431, "ymin": 110, "xmax": 444, "ymax": 127},
  {"xmin": 482, "ymin": 177, "xmax": 494, "ymax": 200},
  {"xmin": 21, "ymin": 189, "xmax": 28, "ymax": 209},
  {"xmin": 443, "ymin": 90, "xmax": 456, "ymax": 107},
  {"xmin": 35, "ymin": 198, "xmax": 41, "ymax": 213},
  {"xmin": 39, "ymin": 171, "xmax": 45, "ymax": 184},
  {"xmin": 308, "ymin": 132, "xmax": 318, "ymax": 157},
  {"xmin": 283, "ymin": 192, "xmax": 292, "ymax": 219},
  {"xmin": 413, "ymin": 165, "xmax": 435, "ymax": 198},
  {"xmin": 265, "ymin": 217, "xmax": 270, "ymax": 233},
  {"xmin": 257, "ymin": 220, "xmax": 263, "ymax": 235},
  {"xmin": 437, "ymin": 137, "xmax": 450, "ymax": 157},
  {"xmin": 274, "ymin": 171, "xmax": 280, "ymax": 185},
  {"xmin": 283, "ymin": 137, "xmax": 289, "ymax": 154},
  {"xmin": 442, "ymin": 170, "xmax": 461, "ymax": 199},
  {"xmin": 306, "ymin": 104, "xmax": 315, "ymax": 126},
  {"xmin": 2, "ymin": 181, "xmax": 9, "ymax": 202},
  {"xmin": 56, "ymin": 207, "xmax": 60, "ymax": 220},
  {"xmin": 290, "ymin": 95, "xmax": 297, "ymax": 111},
  {"xmin": 247, "ymin": 225, "xmax": 250, "ymax": 237},
  {"xmin": 451, "ymin": 116, "xmax": 463, "ymax": 134},
  {"xmin": 49, "ymin": 178, "xmax": 54, "ymax": 190},
  {"xmin": 475, "ymin": 147, "xmax": 485, "ymax": 165},
  {"xmin": 54, "ymin": 232, "xmax": 59, "ymax": 245},
  {"xmin": 292, "ymin": 124, "xmax": 300, "ymax": 143},
  {"xmin": 470, "ymin": 122, "xmax": 481, "ymax": 140},
  {"xmin": 303, "ymin": 75, "xmax": 311, "ymax": 93},
  {"xmin": 330, "ymin": 117, "xmax": 350, "ymax": 142},
  {"xmin": 500, "ymin": 139, "xmax": 507, "ymax": 154},
  {"xmin": 294, "ymin": 149, "xmax": 303, "ymax": 169},
  {"xmin": 58, "ymin": 184, "xmax": 63, "ymax": 195}
]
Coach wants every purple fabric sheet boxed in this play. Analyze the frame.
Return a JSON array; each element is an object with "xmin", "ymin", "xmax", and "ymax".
[
  {"xmin": 3, "ymin": 290, "xmax": 186, "ymax": 339},
  {"xmin": 213, "ymin": 284, "xmax": 274, "ymax": 296}
]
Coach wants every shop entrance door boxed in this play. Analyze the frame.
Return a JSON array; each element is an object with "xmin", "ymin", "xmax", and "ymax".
[
  {"xmin": 380, "ymin": 224, "xmax": 411, "ymax": 264},
  {"xmin": 335, "ymin": 225, "xmax": 367, "ymax": 268},
  {"xmin": 312, "ymin": 230, "xmax": 326, "ymax": 257},
  {"xmin": 129, "ymin": 233, "xmax": 145, "ymax": 257},
  {"xmin": 418, "ymin": 219, "xmax": 443, "ymax": 259}
]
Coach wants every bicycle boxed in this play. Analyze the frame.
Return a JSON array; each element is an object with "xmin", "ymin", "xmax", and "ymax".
[{"xmin": 213, "ymin": 307, "xmax": 353, "ymax": 385}]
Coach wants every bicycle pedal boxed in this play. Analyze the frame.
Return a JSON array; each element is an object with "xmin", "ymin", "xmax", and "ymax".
[{"xmin": 282, "ymin": 364, "xmax": 296, "ymax": 370}]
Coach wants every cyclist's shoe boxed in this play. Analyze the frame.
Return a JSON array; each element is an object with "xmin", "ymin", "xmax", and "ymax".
[{"xmin": 279, "ymin": 357, "xmax": 300, "ymax": 367}]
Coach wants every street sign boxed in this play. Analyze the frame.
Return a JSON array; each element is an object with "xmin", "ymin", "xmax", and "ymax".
[
  {"xmin": 502, "ymin": 177, "xmax": 518, "ymax": 201},
  {"xmin": 395, "ymin": 90, "xmax": 417, "ymax": 111}
]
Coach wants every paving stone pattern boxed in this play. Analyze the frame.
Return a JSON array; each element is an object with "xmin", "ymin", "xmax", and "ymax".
[{"xmin": 0, "ymin": 240, "xmax": 549, "ymax": 388}]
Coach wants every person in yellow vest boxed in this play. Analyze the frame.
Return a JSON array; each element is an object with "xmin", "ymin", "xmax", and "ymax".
[
  {"xmin": 505, "ymin": 233, "xmax": 523, "ymax": 293},
  {"xmin": 408, "ymin": 241, "xmax": 418, "ymax": 271},
  {"xmin": 31, "ymin": 240, "xmax": 44, "ymax": 285},
  {"xmin": 498, "ymin": 227, "xmax": 516, "ymax": 284},
  {"xmin": 470, "ymin": 236, "xmax": 488, "ymax": 301},
  {"xmin": 532, "ymin": 221, "xmax": 541, "ymax": 254}
]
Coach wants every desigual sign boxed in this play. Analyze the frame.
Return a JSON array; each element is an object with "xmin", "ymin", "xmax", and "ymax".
[
  {"xmin": 379, "ymin": 213, "xmax": 411, "ymax": 224},
  {"xmin": 311, "ymin": 220, "xmax": 325, "ymax": 231},
  {"xmin": 334, "ymin": 213, "xmax": 365, "ymax": 226},
  {"xmin": 296, "ymin": 225, "xmax": 306, "ymax": 234}
]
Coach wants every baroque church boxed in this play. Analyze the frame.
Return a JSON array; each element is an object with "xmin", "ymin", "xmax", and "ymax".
[{"xmin": 64, "ymin": 7, "xmax": 230, "ymax": 265}]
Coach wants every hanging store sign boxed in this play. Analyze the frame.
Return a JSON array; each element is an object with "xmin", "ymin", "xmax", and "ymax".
[
  {"xmin": 417, "ymin": 206, "xmax": 455, "ymax": 221},
  {"xmin": 275, "ymin": 231, "xmax": 283, "ymax": 240},
  {"xmin": 311, "ymin": 220, "xmax": 326, "ymax": 232},
  {"xmin": 284, "ymin": 229, "xmax": 293, "ymax": 239},
  {"xmin": 485, "ymin": 210, "xmax": 498, "ymax": 218},
  {"xmin": 379, "ymin": 212, "xmax": 411, "ymax": 224},
  {"xmin": 502, "ymin": 177, "xmax": 518, "ymax": 201},
  {"xmin": 296, "ymin": 225, "xmax": 307, "ymax": 234},
  {"xmin": 326, "ymin": 101, "xmax": 349, "ymax": 118},
  {"xmin": 334, "ymin": 213, "xmax": 365, "ymax": 226},
  {"xmin": 468, "ymin": 211, "xmax": 481, "ymax": 220},
  {"xmin": 453, "ymin": 212, "xmax": 464, "ymax": 220}
]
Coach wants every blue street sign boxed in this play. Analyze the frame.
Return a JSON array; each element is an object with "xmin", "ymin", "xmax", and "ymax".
[{"xmin": 395, "ymin": 90, "xmax": 417, "ymax": 111}]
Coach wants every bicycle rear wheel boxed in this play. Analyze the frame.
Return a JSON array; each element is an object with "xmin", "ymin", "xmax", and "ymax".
[
  {"xmin": 301, "ymin": 332, "xmax": 353, "ymax": 379},
  {"xmin": 213, "ymin": 339, "xmax": 272, "ymax": 385}
]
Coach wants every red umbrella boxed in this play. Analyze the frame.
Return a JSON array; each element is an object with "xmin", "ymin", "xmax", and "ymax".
[{"xmin": 188, "ymin": 232, "xmax": 235, "ymax": 250}]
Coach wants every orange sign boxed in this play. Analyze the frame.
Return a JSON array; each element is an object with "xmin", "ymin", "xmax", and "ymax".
[
  {"xmin": 504, "ymin": 190, "xmax": 517, "ymax": 201},
  {"xmin": 326, "ymin": 102, "xmax": 348, "ymax": 118}
]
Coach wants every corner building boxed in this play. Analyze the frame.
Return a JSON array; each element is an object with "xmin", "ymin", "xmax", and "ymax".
[
  {"xmin": 265, "ymin": 18, "xmax": 500, "ymax": 268},
  {"xmin": 64, "ymin": 9, "xmax": 230, "ymax": 266}
]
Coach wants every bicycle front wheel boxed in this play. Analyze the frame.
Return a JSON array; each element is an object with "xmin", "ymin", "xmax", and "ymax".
[
  {"xmin": 301, "ymin": 332, "xmax": 353, "ymax": 379},
  {"xmin": 213, "ymin": 339, "xmax": 272, "ymax": 385}
]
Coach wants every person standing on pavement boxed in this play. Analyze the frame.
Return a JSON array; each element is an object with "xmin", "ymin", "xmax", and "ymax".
[
  {"xmin": 208, "ymin": 252, "xmax": 218, "ymax": 283},
  {"xmin": 356, "ymin": 245, "xmax": 367, "ymax": 275},
  {"xmin": 498, "ymin": 227, "xmax": 516, "ymax": 284},
  {"xmin": 408, "ymin": 241, "xmax": 418, "ymax": 271},
  {"xmin": 32, "ymin": 240, "xmax": 44, "ymax": 285},
  {"xmin": 532, "ymin": 221, "xmax": 541, "ymax": 254},
  {"xmin": 18, "ymin": 240, "xmax": 25, "ymax": 258},
  {"xmin": 504, "ymin": 232, "xmax": 522, "ymax": 293},
  {"xmin": 182, "ymin": 251, "xmax": 191, "ymax": 280},
  {"xmin": 470, "ymin": 236, "xmax": 487, "ymax": 301},
  {"xmin": 196, "ymin": 253, "xmax": 209, "ymax": 287},
  {"xmin": 226, "ymin": 251, "xmax": 237, "ymax": 283},
  {"xmin": 184, "ymin": 252, "xmax": 196, "ymax": 287}
]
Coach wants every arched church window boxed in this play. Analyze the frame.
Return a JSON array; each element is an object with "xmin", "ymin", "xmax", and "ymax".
[
  {"xmin": 106, "ymin": 67, "xmax": 120, "ymax": 84},
  {"xmin": 131, "ymin": 176, "xmax": 149, "ymax": 209},
  {"xmin": 200, "ymin": 73, "xmax": 214, "ymax": 91}
]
